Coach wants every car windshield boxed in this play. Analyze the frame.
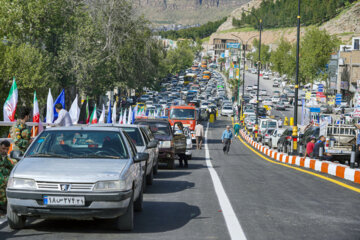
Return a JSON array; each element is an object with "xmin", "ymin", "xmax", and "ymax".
[
  {"xmin": 170, "ymin": 109, "xmax": 195, "ymax": 119},
  {"xmin": 223, "ymin": 106, "xmax": 232, "ymax": 110},
  {"xmin": 26, "ymin": 130, "xmax": 129, "ymax": 159},
  {"xmin": 121, "ymin": 127, "xmax": 144, "ymax": 146},
  {"xmin": 138, "ymin": 122, "xmax": 170, "ymax": 135}
]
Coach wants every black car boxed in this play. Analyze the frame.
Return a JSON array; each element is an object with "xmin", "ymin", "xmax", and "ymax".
[
  {"xmin": 277, "ymin": 128, "xmax": 293, "ymax": 153},
  {"xmin": 299, "ymin": 126, "xmax": 320, "ymax": 147},
  {"xmin": 257, "ymin": 107, "xmax": 267, "ymax": 117}
]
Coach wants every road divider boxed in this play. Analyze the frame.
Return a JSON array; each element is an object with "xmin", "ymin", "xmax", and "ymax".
[{"xmin": 238, "ymin": 129, "xmax": 360, "ymax": 192}]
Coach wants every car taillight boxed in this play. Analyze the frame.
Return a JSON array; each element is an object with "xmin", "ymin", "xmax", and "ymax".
[
  {"xmin": 286, "ymin": 136, "xmax": 292, "ymax": 140},
  {"xmin": 265, "ymin": 134, "xmax": 269, "ymax": 137}
]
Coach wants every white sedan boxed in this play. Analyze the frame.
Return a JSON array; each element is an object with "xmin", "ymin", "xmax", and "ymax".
[
  {"xmin": 221, "ymin": 105, "xmax": 233, "ymax": 117},
  {"xmin": 262, "ymin": 99, "xmax": 273, "ymax": 106},
  {"xmin": 271, "ymin": 96, "xmax": 280, "ymax": 103}
]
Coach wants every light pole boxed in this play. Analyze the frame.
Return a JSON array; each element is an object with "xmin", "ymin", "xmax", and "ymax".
[
  {"xmin": 292, "ymin": 0, "xmax": 301, "ymax": 155},
  {"xmin": 243, "ymin": 9, "xmax": 262, "ymax": 141},
  {"xmin": 231, "ymin": 34, "xmax": 243, "ymax": 109}
]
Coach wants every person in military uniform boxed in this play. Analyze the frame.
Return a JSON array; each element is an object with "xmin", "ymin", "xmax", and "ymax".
[
  {"xmin": 10, "ymin": 107, "xmax": 32, "ymax": 153},
  {"xmin": 0, "ymin": 140, "xmax": 13, "ymax": 213}
]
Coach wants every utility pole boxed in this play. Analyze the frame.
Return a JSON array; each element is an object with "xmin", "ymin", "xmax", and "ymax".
[{"xmin": 292, "ymin": 0, "xmax": 301, "ymax": 155}]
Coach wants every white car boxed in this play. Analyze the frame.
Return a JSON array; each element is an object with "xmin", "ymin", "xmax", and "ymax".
[
  {"xmin": 252, "ymin": 85, "xmax": 258, "ymax": 90},
  {"xmin": 262, "ymin": 99, "xmax": 273, "ymax": 106},
  {"xmin": 244, "ymin": 109, "xmax": 256, "ymax": 116},
  {"xmin": 272, "ymin": 96, "xmax": 280, "ymax": 103},
  {"xmin": 263, "ymin": 74, "xmax": 270, "ymax": 79},
  {"xmin": 246, "ymin": 86, "xmax": 253, "ymax": 91},
  {"xmin": 260, "ymin": 90, "xmax": 267, "ymax": 96},
  {"xmin": 200, "ymin": 102, "xmax": 210, "ymax": 109},
  {"xmin": 269, "ymin": 128, "xmax": 286, "ymax": 149},
  {"xmin": 221, "ymin": 105, "xmax": 233, "ymax": 117}
]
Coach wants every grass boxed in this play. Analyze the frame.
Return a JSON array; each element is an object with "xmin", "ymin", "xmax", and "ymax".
[{"xmin": 200, "ymin": 36, "xmax": 210, "ymax": 43}]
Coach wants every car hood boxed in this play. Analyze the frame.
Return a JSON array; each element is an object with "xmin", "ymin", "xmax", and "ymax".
[{"xmin": 13, "ymin": 157, "xmax": 129, "ymax": 183}]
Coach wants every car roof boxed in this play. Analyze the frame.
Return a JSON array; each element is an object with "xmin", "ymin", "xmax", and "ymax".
[
  {"xmin": 92, "ymin": 123, "xmax": 142, "ymax": 129},
  {"xmin": 45, "ymin": 126, "xmax": 121, "ymax": 132}
]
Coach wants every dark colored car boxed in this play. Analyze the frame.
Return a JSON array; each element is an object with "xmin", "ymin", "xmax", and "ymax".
[
  {"xmin": 299, "ymin": 126, "xmax": 320, "ymax": 147},
  {"xmin": 257, "ymin": 107, "xmax": 267, "ymax": 117},
  {"xmin": 277, "ymin": 128, "xmax": 293, "ymax": 153},
  {"xmin": 134, "ymin": 119, "xmax": 186, "ymax": 169}
]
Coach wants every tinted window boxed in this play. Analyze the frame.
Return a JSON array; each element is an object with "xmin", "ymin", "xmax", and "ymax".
[
  {"xmin": 122, "ymin": 127, "xmax": 144, "ymax": 146},
  {"xmin": 137, "ymin": 122, "xmax": 171, "ymax": 136}
]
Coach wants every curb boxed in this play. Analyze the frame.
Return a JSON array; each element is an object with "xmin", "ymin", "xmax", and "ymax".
[{"xmin": 239, "ymin": 130, "xmax": 360, "ymax": 185}]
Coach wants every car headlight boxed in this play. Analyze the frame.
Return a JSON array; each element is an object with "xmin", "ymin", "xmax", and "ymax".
[
  {"xmin": 159, "ymin": 140, "xmax": 172, "ymax": 148},
  {"xmin": 93, "ymin": 180, "xmax": 127, "ymax": 192},
  {"xmin": 7, "ymin": 177, "xmax": 37, "ymax": 190}
]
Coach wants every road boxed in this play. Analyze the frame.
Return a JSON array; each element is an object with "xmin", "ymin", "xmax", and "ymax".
[
  {"xmin": 243, "ymin": 72, "xmax": 302, "ymax": 123},
  {"xmin": 1, "ymin": 117, "xmax": 360, "ymax": 239}
]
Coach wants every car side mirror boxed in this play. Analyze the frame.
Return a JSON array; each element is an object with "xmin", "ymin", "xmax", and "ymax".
[
  {"xmin": 10, "ymin": 150, "xmax": 23, "ymax": 161},
  {"xmin": 147, "ymin": 140, "xmax": 157, "ymax": 149},
  {"xmin": 134, "ymin": 152, "xmax": 149, "ymax": 163}
]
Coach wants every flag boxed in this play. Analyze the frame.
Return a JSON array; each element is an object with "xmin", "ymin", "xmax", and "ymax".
[
  {"xmin": 99, "ymin": 104, "xmax": 105, "ymax": 123},
  {"xmin": 32, "ymin": 91, "xmax": 40, "ymax": 137},
  {"xmin": 33, "ymin": 91, "xmax": 40, "ymax": 123},
  {"xmin": 127, "ymin": 106, "xmax": 132, "ymax": 124},
  {"xmin": 122, "ymin": 109, "xmax": 127, "ymax": 124},
  {"xmin": 118, "ymin": 108, "xmax": 123, "ymax": 124},
  {"xmin": 89, "ymin": 104, "xmax": 97, "ymax": 124},
  {"xmin": 69, "ymin": 95, "xmax": 80, "ymax": 124},
  {"xmin": 46, "ymin": 89, "xmax": 54, "ymax": 123},
  {"xmin": 107, "ymin": 101, "xmax": 112, "ymax": 123},
  {"xmin": 53, "ymin": 89, "xmax": 65, "ymax": 121},
  {"xmin": 112, "ymin": 101, "xmax": 117, "ymax": 123},
  {"xmin": 86, "ymin": 97, "xmax": 90, "ymax": 123},
  {"xmin": 133, "ymin": 105, "xmax": 138, "ymax": 117},
  {"xmin": 3, "ymin": 77, "xmax": 18, "ymax": 122}
]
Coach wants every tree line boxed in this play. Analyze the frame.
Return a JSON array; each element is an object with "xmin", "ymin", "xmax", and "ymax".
[
  {"xmin": 158, "ymin": 17, "xmax": 227, "ymax": 40},
  {"xmin": 233, "ymin": 0, "xmax": 356, "ymax": 29},
  {"xmin": 0, "ymin": 0, "xmax": 199, "ymax": 114}
]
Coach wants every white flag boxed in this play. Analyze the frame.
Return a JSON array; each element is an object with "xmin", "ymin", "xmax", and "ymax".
[
  {"xmin": 46, "ymin": 88, "xmax": 54, "ymax": 123},
  {"xmin": 69, "ymin": 95, "xmax": 80, "ymax": 124},
  {"xmin": 99, "ymin": 104, "xmax": 105, "ymax": 123},
  {"xmin": 112, "ymin": 101, "xmax": 117, "ymax": 123},
  {"xmin": 122, "ymin": 109, "xmax": 127, "ymax": 124},
  {"xmin": 118, "ymin": 109, "xmax": 123, "ymax": 124},
  {"xmin": 127, "ymin": 106, "xmax": 132, "ymax": 124}
]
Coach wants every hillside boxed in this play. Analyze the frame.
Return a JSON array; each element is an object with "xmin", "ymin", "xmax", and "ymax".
[
  {"xmin": 204, "ymin": 0, "xmax": 360, "ymax": 49},
  {"xmin": 134, "ymin": 0, "xmax": 252, "ymax": 25}
]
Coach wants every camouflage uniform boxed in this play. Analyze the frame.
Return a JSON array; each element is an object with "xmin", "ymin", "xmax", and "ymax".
[
  {"xmin": 0, "ymin": 155, "xmax": 14, "ymax": 208},
  {"xmin": 10, "ymin": 120, "xmax": 31, "ymax": 153}
]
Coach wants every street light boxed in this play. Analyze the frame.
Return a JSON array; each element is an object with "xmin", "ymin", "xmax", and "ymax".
[
  {"xmin": 292, "ymin": 0, "xmax": 301, "ymax": 155},
  {"xmin": 242, "ymin": 9, "xmax": 262, "ymax": 141}
]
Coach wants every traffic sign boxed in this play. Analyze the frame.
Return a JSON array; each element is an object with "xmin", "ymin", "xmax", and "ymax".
[
  {"xmin": 335, "ymin": 93, "xmax": 342, "ymax": 105},
  {"xmin": 318, "ymin": 84, "xmax": 324, "ymax": 92},
  {"xmin": 226, "ymin": 43, "xmax": 241, "ymax": 49}
]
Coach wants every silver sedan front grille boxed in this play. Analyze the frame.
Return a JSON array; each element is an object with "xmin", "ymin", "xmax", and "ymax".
[{"xmin": 36, "ymin": 182, "xmax": 94, "ymax": 192}]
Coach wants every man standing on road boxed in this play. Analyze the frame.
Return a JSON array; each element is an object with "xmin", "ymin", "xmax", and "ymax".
[
  {"xmin": 195, "ymin": 121, "xmax": 204, "ymax": 149},
  {"xmin": 10, "ymin": 107, "xmax": 32, "ymax": 154},
  {"xmin": 222, "ymin": 125, "xmax": 233, "ymax": 154},
  {"xmin": 278, "ymin": 118, "xmax": 283, "ymax": 128},
  {"xmin": 54, "ymin": 103, "xmax": 73, "ymax": 127},
  {"xmin": 0, "ymin": 140, "xmax": 14, "ymax": 214},
  {"xmin": 304, "ymin": 136, "xmax": 316, "ymax": 158}
]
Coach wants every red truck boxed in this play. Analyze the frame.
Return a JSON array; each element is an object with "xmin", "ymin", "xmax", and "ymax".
[{"xmin": 168, "ymin": 105, "xmax": 197, "ymax": 142}]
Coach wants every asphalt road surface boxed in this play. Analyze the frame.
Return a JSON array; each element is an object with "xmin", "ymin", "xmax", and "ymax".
[
  {"xmin": 243, "ymin": 72, "xmax": 302, "ymax": 123},
  {"xmin": 1, "ymin": 117, "xmax": 360, "ymax": 239}
]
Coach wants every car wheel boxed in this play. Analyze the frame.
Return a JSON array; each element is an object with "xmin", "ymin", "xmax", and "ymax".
[
  {"xmin": 168, "ymin": 159, "xmax": 175, "ymax": 169},
  {"xmin": 153, "ymin": 160, "xmax": 158, "ymax": 175},
  {"xmin": 7, "ymin": 204, "xmax": 26, "ymax": 230},
  {"xmin": 146, "ymin": 167, "xmax": 154, "ymax": 185},
  {"xmin": 115, "ymin": 194, "xmax": 134, "ymax": 231},
  {"xmin": 134, "ymin": 185, "xmax": 143, "ymax": 212}
]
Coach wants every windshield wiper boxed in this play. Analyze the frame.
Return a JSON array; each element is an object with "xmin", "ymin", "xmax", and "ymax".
[
  {"xmin": 29, "ymin": 153, "xmax": 69, "ymax": 158},
  {"xmin": 77, "ymin": 154, "xmax": 121, "ymax": 159}
]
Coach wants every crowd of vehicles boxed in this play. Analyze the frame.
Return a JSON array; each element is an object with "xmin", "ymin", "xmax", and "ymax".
[{"xmin": 5, "ymin": 63, "xmax": 235, "ymax": 231}]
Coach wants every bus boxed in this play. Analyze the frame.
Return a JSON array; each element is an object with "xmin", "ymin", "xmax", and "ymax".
[
  {"xmin": 184, "ymin": 73, "xmax": 197, "ymax": 86},
  {"xmin": 203, "ymin": 71, "xmax": 211, "ymax": 80}
]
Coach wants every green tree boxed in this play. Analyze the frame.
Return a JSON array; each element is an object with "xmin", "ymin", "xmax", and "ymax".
[{"xmin": 270, "ymin": 38, "xmax": 292, "ymax": 75}]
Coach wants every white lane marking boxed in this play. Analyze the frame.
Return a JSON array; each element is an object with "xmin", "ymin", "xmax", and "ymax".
[{"xmin": 204, "ymin": 122, "xmax": 247, "ymax": 240}]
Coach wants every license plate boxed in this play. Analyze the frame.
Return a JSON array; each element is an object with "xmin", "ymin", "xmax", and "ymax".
[{"xmin": 44, "ymin": 196, "xmax": 85, "ymax": 206}]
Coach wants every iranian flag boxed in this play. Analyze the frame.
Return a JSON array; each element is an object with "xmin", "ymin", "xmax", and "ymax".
[
  {"xmin": 86, "ymin": 97, "xmax": 90, "ymax": 124},
  {"xmin": 33, "ymin": 91, "xmax": 40, "ymax": 123},
  {"xmin": 89, "ymin": 104, "xmax": 98, "ymax": 124},
  {"xmin": 118, "ymin": 109, "xmax": 123, "ymax": 124},
  {"xmin": 3, "ymin": 77, "xmax": 18, "ymax": 122}
]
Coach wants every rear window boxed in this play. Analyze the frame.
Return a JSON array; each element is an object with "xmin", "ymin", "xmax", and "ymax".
[
  {"xmin": 137, "ymin": 122, "xmax": 170, "ymax": 136},
  {"xmin": 122, "ymin": 127, "xmax": 144, "ymax": 146}
]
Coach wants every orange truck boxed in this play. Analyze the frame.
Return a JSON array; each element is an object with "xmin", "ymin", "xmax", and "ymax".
[
  {"xmin": 168, "ymin": 105, "xmax": 197, "ymax": 142},
  {"xmin": 201, "ymin": 60, "xmax": 207, "ymax": 69},
  {"xmin": 203, "ymin": 71, "xmax": 211, "ymax": 80}
]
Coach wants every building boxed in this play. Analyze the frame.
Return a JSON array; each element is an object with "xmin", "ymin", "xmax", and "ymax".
[
  {"xmin": 213, "ymin": 38, "xmax": 239, "ymax": 56},
  {"xmin": 337, "ymin": 37, "xmax": 360, "ymax": 101}
]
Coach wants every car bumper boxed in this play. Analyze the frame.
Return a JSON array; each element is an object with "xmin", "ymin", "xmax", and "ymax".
[
  {"xmin": 7, "ymin": 189, "xmax": 132, "ymax": 219},
  {"xmin": 158, "ymin": 148, "xmax": 175, "ymax": 162}
]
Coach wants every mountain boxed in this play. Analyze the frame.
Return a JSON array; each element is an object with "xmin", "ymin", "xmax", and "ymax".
[{"xmin": 134, "ymin": 0, "xmax": 252, "ymax": 25}]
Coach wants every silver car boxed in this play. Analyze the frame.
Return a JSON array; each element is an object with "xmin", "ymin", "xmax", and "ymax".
[{"xmin": 7, "ymin": 127, "xmax": 148, "ymax": 231}]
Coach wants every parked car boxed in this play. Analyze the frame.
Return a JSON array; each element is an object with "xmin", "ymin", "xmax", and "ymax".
[
  {"xmin": 299, "ymin": 126, "xmax": 320, "ymax": 148},
  {"xmin": 261, "ymin": 129, "xmax": 275, "ymax": 145},
  {"xmin": 7, "ymin": 127, "xmax": 148, "ymax": 230},
  {"xmin": 135, "ymin": 119, "xmax": 186, "ymax": 169},
  {"xmin": 277, "ymin": 127, "xmax": 294, "ymax": 153},
  {"xmin": 263, "ymin": 74, "xmax": 270, "ymax": 79},
  {"xmin": 275, "ymin": 102, "xmax": 286, "ymax": 111}
]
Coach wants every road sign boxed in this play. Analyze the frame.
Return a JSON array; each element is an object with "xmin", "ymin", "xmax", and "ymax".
[
  {"xmin": 335, "ymin": 93, "xmax": 342, "ymax": 105},
  {"xmin": 226, "ymin": 43, "xmax": 241, "ymax": 49},
  {"xmin": 318, "ymin": 84, "xmax": 324, "ymax": 92}
]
